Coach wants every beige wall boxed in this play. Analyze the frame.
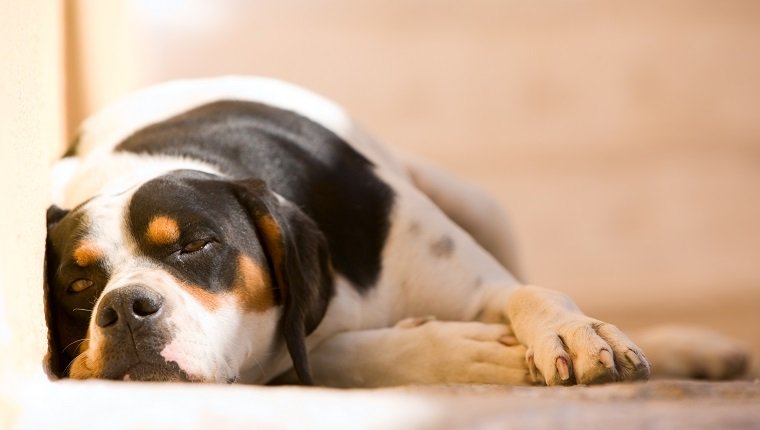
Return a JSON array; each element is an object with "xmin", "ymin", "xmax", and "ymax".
[
  {"xmin": 64, "ymin": 1, "xmax": 138, "ymax": 146},
  {"xmin": 0, "ymin": 1, "xmax": 63, "ymax": 380}
]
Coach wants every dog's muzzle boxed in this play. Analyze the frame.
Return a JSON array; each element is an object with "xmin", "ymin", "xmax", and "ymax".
[{"xmin": 92, "ymin": 285, "xmax": 190, "ymax": 381}]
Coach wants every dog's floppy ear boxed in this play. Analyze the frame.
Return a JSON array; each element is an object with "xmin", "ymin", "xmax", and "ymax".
[
  {"xmin": 231, "ymin": 179, "xmax": 333, "ymax": 385},
  {"xmin": 47, "ymin": 205, "xmax": 69, "ymax": 228},
  {"xmin": 45, "ymin": 205, "xmax": 70, "ymax": 377}
]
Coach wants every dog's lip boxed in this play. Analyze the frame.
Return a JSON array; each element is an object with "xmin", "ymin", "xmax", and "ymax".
[{"xmin": 115, "ymin": 360, "xmax": 195, "ymax": 382}]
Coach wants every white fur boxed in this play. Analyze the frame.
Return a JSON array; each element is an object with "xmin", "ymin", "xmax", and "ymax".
[
  {"xmin": 55, "ymin": 77, "xmax": 653, "ymax": 386},
  {"xmin": 52, "ymin": 154, "xmax": 220, "ymax": 209}
]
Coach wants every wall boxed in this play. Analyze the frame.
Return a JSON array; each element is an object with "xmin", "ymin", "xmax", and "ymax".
[
  {"xmin": 0, "ymin": 0, "xmax": 63, "ymax": 381},
  {"xmin": 64, "ymin": 0, "xmax": 138, "ymax": 144}
]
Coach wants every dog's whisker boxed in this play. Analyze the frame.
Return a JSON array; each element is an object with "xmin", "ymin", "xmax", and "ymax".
[
  {"xmin": 63, "ymin": 352, "xmax": 82, "ymax": 376},
  {"xmin": 250, "ymin": 355, "xmax": 266, "ymax": 379},
  {"xmin": 62, "ymin": 338, "xmax": 87, "ymax": 353}
]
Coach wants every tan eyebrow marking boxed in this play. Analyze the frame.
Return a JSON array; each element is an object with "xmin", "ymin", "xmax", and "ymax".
[
  {"xmin": 233, "ymin": 254, "xmax": 274, "ymax": 312},
  {"xmin": 72, "ymin": 241, "xmax": 103, "ymax": 267},
  {"xmin": 146, "ymin": 215, "xmax": 181, "ymax": 246}
]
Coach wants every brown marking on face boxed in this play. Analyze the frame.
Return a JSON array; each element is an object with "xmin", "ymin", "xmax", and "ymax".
[
  {"xmin": 178, "ymin": 280, "xmax": 221, "ymax": 312},
  {"xmin": 146, "ymin": 215, "xmax": 181, "ymax": 246},
  {"xmin": 72, "ymin": 240, "xmax": 103, "ymax": 267},
  {"xmin": 69, "ymin": 348, "xmax": 103, "ymax": 379},
  {"xmin": 430, "ymin": 235, "xmax": 455, "ymax": 258},
  {"xmin": 79, "ymin": 327, "xmax": 91, "ymax": 354},
  {"xmin": 233, "ymin": 254, "xmax": 274, "ymax": 312},
  {"xmin": 70, "ymin": 325, "xmax": 103, "ymax": 379}
]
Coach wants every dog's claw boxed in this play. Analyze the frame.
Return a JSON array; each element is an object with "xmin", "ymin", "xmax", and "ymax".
[
  {"xmin": 556, "ymin": 356, "xmax": 571, "ymax": 381},
  {"xmin": 599, "ymin": 349, "xmax": 615, "ymax": 369},
  {"xmin": 625, "ymin": 349, "xmax": 642, "ymax": 367},
  {"xmin": 526, "ymin": 348, "xmax": 540, "ymax": 383}
]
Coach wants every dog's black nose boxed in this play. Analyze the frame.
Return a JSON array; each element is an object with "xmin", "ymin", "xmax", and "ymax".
[{"xmin": 96, "ymin": 285, "xmax": 164, "ymax": 329}]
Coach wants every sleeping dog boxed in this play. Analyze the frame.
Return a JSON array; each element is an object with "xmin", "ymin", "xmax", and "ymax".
[{"xmin": 48, "ymin": 76, "xmax": 733, "ymax": 386}]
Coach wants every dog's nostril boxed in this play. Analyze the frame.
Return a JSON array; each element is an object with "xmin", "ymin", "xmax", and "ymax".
[
  {"xmin": 97, "ymin": 306, "xmax": 119, "ymax": 328},
  {"xmin": 132, "ymin": 296, "xmax": 162, "ymax": 317},
  {"xmin": 95, "ymin": 285, "xmax": 164, "ymax": 329}
]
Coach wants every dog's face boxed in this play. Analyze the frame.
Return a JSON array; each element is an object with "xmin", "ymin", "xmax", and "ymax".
[{"xmin": 46, "ymin": 170, "xmax": 332, "ymax": 383}]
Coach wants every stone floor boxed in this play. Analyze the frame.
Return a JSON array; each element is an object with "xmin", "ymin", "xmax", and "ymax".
[
  {"xmin": 392, "ymin": 380, "xmax": 760, "ymax": 430},
  {"xmin": 8, "ymin": 379, "xmax": 760, "ymax": 429}
]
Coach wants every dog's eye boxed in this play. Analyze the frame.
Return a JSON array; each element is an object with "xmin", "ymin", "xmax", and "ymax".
[
  {"xmin": 181, "ymin": 239, "xmax": 209, "ymax": 254},
  {"xmin": 67, "ymin": 279, "xmax": 94, "ymax": 294}
]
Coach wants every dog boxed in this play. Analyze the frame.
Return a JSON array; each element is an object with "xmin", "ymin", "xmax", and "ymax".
[{"xmin": 45, "ymin": 76, "xmax": 747, "ymax": 386}]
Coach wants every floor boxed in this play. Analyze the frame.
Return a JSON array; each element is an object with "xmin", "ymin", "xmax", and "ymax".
[
  {"xmin": 10, "ymin": 379, "xmax": 760, "ymax": 429},
  {"xmin": 391, "ymin": 380, "xmax": 760, "ymax": 429}
]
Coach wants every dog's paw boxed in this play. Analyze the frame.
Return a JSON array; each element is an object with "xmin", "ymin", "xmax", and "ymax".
[
  {"xmin": 633, "ymin": 325, "xmax": 749, "ymax": 380},
  {"xmin": 394, "ymin": 315, "xmax": 437, "ymax": 329},
  {"xmin": 527, "ymin": 317, "xmax": 650, "ymax": 386},
  {"xmin": 403, "ymin": 320, "xmax": 530, "ymax": 385}
]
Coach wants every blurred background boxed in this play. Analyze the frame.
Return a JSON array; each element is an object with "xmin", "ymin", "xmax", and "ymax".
[{"xmin": 63, "ymin": 1, "xmax": 760, "ymax": 373}]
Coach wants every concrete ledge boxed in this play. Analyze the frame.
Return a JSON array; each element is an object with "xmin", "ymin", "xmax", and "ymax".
[{"xmin": 5, "ymin": 379, "xmax": 760, "ymax": 429}]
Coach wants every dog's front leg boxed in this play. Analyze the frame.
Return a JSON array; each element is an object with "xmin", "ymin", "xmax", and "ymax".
[
  {"xmin": 378, "ymin": 178, "xmax": 649, "ymax": 386},
  {"xmin": 499, "ymin": 285, "xmax": 650, "ymax": 385},
  {"xmin": 273, "ymin": 319, "xmax": 530, "ymax": 388}
]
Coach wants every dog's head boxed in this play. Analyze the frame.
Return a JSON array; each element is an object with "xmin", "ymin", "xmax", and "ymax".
[{"xmin": 45, "ymin": 170, "xmax": 332, "ymax": 384}]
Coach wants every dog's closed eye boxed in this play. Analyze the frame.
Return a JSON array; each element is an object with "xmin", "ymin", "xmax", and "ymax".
[
  {"xmin": 181, "ymin": 239, "xmax": 211, "ymax": 254},
  {"xmin": 67, "ymin": 279, "xmax": 94, "ymax": 294}
]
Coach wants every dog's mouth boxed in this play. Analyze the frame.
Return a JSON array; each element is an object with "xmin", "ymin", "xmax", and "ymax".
[
  {"xmin": 94, "ymin": 342, "xmax": 198, "ymax": 382},
  {"xmin": 109, "ymin": 360, "xmax": 197, "ymax": 382}
]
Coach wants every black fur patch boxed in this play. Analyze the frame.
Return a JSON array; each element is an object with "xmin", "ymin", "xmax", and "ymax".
[
  {"xmin": 45, "ymin": 206, "xmax": 109, "ymax": 377},
  {"xmin": 430, "ymin": 235, "xmax": 455, "ymax": 258},
  {"xmin": 117, "ymin": 100, "xmax": 395, "ymax": 291}
]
